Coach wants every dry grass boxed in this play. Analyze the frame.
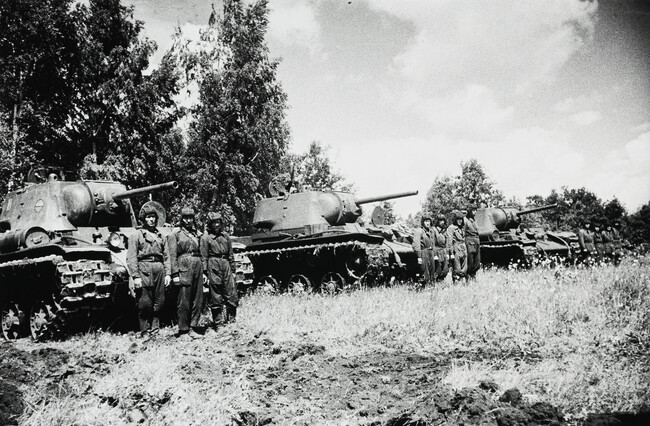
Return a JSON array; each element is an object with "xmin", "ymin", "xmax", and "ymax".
[{"xmin": 12, "ymin": 256, "xmax": 650, "ymax": 425}]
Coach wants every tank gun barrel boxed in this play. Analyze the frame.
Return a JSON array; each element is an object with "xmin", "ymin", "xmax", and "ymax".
[
  {"xmin": 518, "ymin": 203, "xmax": 557, "ymax": 216},
  {"xmin": 356, "ymin": 191, "xmax": 418, "ymax": 205},
  {"xmin": 111, "ymin": 181, "xmax": 178, "ymax": 201}
]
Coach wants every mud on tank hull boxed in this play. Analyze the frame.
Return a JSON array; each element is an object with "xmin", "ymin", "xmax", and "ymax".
[
  {"xmin": 242, "ymin": 233, "xmax": 419, "ymax": 294},
  {"xmin": 0, "ymin": 244, "xmax": 134, "ymax": 341}
]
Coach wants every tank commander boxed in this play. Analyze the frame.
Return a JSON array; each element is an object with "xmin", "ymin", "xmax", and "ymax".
[
  {"xmin": 577, "ymin": 220, "xmax": 596, "ymax": 263},
  {"xmin": 447, "ymin": 211, "xmax": 467, "ymax": 284},
  {"xmin": 200, "ymin": 212, "xmax": 239, "ymax": 330},
  {"xmin": 432, "ymin": 214, "xmax": 449, "ymax": 282},
  {"xmin": 464, "ymin": 204, "xmax": 481, "ymax": 280},
  {"xmin": 412, "ymin": 215, "xmax": 436, "ymax": 286},
  {"xmin": 166, "ymin": 207, "xmax": 205, "ymax": 339},
  {"xmin": 127, "ymin": 205, "xmax": 170, "ymax": 335}
]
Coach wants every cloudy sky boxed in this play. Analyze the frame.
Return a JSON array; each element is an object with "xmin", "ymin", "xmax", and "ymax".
[{"xmin": 126, "ymin": 0, "xmax": 649, "ymax": 216}]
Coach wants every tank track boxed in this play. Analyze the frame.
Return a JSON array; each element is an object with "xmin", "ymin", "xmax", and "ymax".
[
  {"xmin": 0, "ymin": 255, "xmax": 113, "ymax": 340},
  {"xmin": 243, "ymin": 239, "xmax": 396, "ymax": 292},
  {"xmin": 481, "ymin": 242, "xmax": 538, "ymax": 267}
]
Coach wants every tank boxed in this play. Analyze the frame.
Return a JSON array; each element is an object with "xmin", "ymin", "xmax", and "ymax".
[
  {"xmin": 241, "ymin": 182, "xmax": 419, "ymax": 293},
  {"xmin": 0, "ymin": 171, "xmax": 177, "ymax": 340},
  {"xmin": 475, "ymin": 204, "xmax": 577, "ymax": 266}
]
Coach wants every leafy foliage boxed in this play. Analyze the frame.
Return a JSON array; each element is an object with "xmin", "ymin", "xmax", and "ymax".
[{"xmin": 182, "ymin": 0, "xmax": 290, "ymax": 231}]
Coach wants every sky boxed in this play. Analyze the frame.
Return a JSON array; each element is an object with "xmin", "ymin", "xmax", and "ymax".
[{"xmin": 125, "ymin": 0, "xmax": 650, "ymax": 216}]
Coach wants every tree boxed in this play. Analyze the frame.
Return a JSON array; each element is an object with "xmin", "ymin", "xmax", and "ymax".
[
  {"xmin": 183, "ymin": 0, "xmax": 290, "ymax": 232},
  {"xmin": 280, "ymin": 141, "xmax": 351, "ymax": 192},
  {"xmin": 423, "ymin": 159, "xmax": 504, "ymax": 216},
  {"xmin": 626, "ymin": 203, "xmax": 650, "ymax": 246}
]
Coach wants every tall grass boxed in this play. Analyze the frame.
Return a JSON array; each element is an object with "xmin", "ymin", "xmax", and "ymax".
[{"xmin": 16, "ymin": 257, "xmax": 650, "ymax": 424}]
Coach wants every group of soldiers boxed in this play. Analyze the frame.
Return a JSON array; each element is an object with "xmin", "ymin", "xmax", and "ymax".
[
  {"xmin": 577, "ymin": 220, "xmax": 624, "ymax": 265},
  {"xmin": 126, "ymin": 206, "xmax": 239, "ymax": 339},
  {"xmin": 413, "ymin": 205, "xmax": 481, "ymax": 285}
]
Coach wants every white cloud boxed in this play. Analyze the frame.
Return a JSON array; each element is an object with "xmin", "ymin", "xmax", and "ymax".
[
  {"xmin": 631, "ymin": 122, "xmax": 650, "ymax": 134},
  {"xmin": 568, "ymin": 110, "xmax": 602, "ymax": 126},
  {"xmin": 267, "ymin": 0, "xmax": 321, "ymax": 54}
]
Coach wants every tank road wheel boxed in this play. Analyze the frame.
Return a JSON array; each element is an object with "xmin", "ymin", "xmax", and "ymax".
[
  {"xmin": 345, "ymin": 247, "xmax": 368, "ymax": 280},
  {"xmin": 320, "ymin": 272, "xmax": 346, "ymax": 294},
  {"xmin": 1, "ymin": 302, "xmax": 26, "ymax": 341},
  {"xmin": 29, "ymin": 301, "xmax": 56, "ymax": 341},
  {"xmin": 257, "ymin": 275, "xmax": 280, "ymax": 294},
  {"xmin": 287, "ymin": 274, "xmax": 311, "ymax": 294}
]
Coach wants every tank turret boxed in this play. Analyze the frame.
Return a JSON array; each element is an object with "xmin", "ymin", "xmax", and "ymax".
[
  {"xmin": 475, "ymin": 204, "xmax": 557, "ymax": 241},
  {"xmin": 243, "ymin": 185, "xmax": 419, "ymax": 293}
]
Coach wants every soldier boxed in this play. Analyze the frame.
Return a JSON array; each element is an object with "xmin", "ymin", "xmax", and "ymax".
[
  {"xmin": 593, "ymin": 222, "xmax": 604, "ymax": 262},
  {"xmin": 166, "ymin": 208, "xmax": 205, "ymax": 338},
  {"xmin": 127, "ymin": 205, "xmax": 170, "ymax": 335},
  {"xmin": 464, "ymin": 205, "xmax": 481, "ymax": 280},
  {"xmin": 611, "ymin": 221, "xmax": 623, "ymax": 265},
  {"xmin": 412, "ymin": 215, "xmax": 435, "ymax": 286},
  {"xmin": 432, "ymin": 214, "xmax": 449, "ymax": 282},
  {"xmin": 577, "ymin": 220, "xmax": 596, "ymax": 263},
  {"xmin": 602, "ymin": 223, "xmax": 615, "ymax": 263},
  {"xmin": 447, "ymin": 211, "xmax": 467, "ymax": 283},
  {"xmin": 200, "ymin": 212, "xmax": 239, "ymax": 329}
]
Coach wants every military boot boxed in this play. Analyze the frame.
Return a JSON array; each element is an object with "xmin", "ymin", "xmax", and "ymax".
[
  {"xmin": 151, "ymin": 315, "xmax": 160, "ymax": 333},
  {"xmin": 211, "ymin": 306, "xmax": 224, "ymax": 328},
  {"xmin": 225, "ymin": 305, "xmax": 237, "ymax": 324}
]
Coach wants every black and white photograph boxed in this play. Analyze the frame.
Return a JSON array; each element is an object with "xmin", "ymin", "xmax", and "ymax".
[{"xmin": 0, "ymin": 0, "xmax": 649, "ymax": 424}]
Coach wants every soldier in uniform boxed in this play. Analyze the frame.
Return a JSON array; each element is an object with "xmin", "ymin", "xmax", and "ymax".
[
  {"xmin": 464, "ymin": 205, "xmax": 481, "ymax": 280},
  {"xmin": 602, "ymin": 223, "xmax": 615, "ymax": 263},
  {"xmin": 200, "ymin": 212, "xmax": 239, "ymax": 329},
  {"xmin": 611, "ymin": 221, "xmax": 623, "ymax": 265},
  {"xmin": 127, "ymin": 205, "xmax": 170, "ymax": 335},
  {"xmin": 166, "ymin": 208, "xmax": 205, "ymax": 338},
  {"xmin": 447, "ymin": 211, "xmax": 467, "ymax": 283},
  {"xmin": 577, "ymin": 220, "xmax": 596, "ymax": 263},
  {"xmin": 593, "ymin": 222, "xmax": 604, "ymax": 262},
  {"xmin": 432, "ymin": 214, "xmax": 449, "ymax": 282},
  {"xmin": 412, "ymin": 215, "xmax": 435, "ymax": 286}
]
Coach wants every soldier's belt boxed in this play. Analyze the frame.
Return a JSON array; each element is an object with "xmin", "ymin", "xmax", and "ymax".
[
  {"xmin": 208, "ymin": 254, "xmax": 229, "ymax": 259},
  {"xmin": 179, "ymin": 252, "xmax": 201, "ymax": 258},
  {"xmin": 138, "ymin": 255, "xmax": 164, "ymax": 262}
]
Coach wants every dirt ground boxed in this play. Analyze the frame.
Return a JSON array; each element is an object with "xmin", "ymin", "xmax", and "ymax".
[{"xmin": 2, "ymin": 330, "xmax": 648, "ymax": 426}]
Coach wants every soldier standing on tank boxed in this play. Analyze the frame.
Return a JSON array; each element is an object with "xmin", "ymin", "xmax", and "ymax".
[
  {"xmin": 432, "ymin": 214, "xmax": 449, "ymax": 282},
  {"xmin": 200, "ymin": 212, "xmax": 239, "ymax": 330},
  {"xmin": 464, "ymin": 205, "xmax": 481, "ymax": 280},
  {"xmin": 166, "ymin": 208, "xmax": 205, "ymax": 339},
  {"xmin": 127, "ymin": 205, "xmax": 170, "ymax": 335},
  {"xmin": 578, "ymin": 220, "xmax": 596, "ymax": 264},
  {"xmin": 447, "ymin": 211, "xmax": 467, "ymax": 283},
  {"xmin": 412, "ymin": 215, "xmax": 436, "ymax": 286}
]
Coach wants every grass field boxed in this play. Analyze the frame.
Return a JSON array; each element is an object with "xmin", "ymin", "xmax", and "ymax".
[{"xmin": 2, "ymin": 257, "xmax": 649, "ymax": 425}]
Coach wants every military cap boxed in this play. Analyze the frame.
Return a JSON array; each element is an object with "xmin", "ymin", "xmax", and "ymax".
[
  {"xmin": 436, "ymin": 214, "xmax": 447, "ymax": 222},
  {"xmin": 451, "ymin": 210, "xmax": 464, "ymax": 222},
  {"xmin": 206, "ymin": 212, "xmax": 222, "ymax": 222},
  {"xmin": 421, "ymin": 215, "xmax": 433, "ymax": 226},
  {"xmin": 181, "ymin": 207, "xmax": 196, "ymax": 217},
  {"xmin": 139, "ymin": 203, "xmax": 159, "ymax": 219}
]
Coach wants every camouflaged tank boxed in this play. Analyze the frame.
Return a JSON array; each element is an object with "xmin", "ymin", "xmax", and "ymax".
[
  {"xmin": 241, "ymin": 179, "xmax": 419, "ymax": 293},
  {"xmin": 475, "ymin": 204, "xmax": 577, "ymax": 266},
  {"xmin": 0, "ymin": 170, "xmax": 177, "ymax": 340}
]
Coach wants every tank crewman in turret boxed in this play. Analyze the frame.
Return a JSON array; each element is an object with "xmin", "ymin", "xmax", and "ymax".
[
  {"xmin": 577, "ymin": 220, "xmax": 596, "ymax": 263},
  {"xmin": 432, "ymin": 214, "xmax": 449, "ymax": 282},
  {"xmin": 166, "ymin": 207, "xmax": 205, "ymax": 339},
  {"xmin": 200, "ymin": 212, "xmax": 239, "ymax": 329},
  {"xmin": 447, "ymin": 211, "xmax": 467, "ymax": 283},
  {"xmin": 127, "ymin": 205, "xmax": 170, "ymax": 335},
  {"xmin": 593, "ymin": 222, "xmax": 604, "ymax": 262},
  {"xmin": 412, "ymin": 215, "xmax": 436, "ymax": 286},
  {"xmin": 464, "ymin": 205, "xmax": 481, "ymax": 280}
]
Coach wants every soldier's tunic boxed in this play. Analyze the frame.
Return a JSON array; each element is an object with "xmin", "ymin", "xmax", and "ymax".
[
  {"xmin": 578, "ymin": 228, "xmax": 596, "ymax": 256},
  {"xmin": 602, "ymin": 230, "xmax": 614, "ymax": 257},
  {"xmin": 464, "ymin": 217, "xmax": 481, "ymax": 279},
  {"xmin": 200, "ymin": 230, "xmax": 239, "ymax": 320},
  {"xmin": 593, "ymin": 230, "xmax": 604, "ymax": 260},
  {"xmin": 432, "ymin": 226, "xmax": 449, "ymax": 281},
  {"xmin": 446, "ymin": 224, "xmax": 467, "ymax": 281},
  {"xmin": 127, "ymin": 227, "xmax": 168, "ymax": 331},
  {"xmin": 166, "ymin": 227, "xmax": 203, "ymax": 332},
  {"xmin": 412, "ymin": 226, "xmax": 435, "ymax": 284}
]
